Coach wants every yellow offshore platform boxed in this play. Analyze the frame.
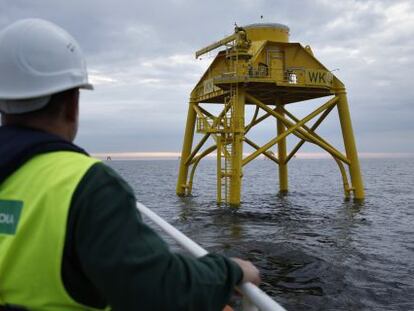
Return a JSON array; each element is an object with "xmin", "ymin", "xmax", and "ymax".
[{"xmin": 176, "ymin": 23, "xmax": 364, "ymax": 206}]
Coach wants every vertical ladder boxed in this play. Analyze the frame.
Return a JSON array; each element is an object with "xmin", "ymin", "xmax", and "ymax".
[
  {"xmin": 218, "ymin": 43, "xmax": 239, "ymax": 205},
  {"xmin": 222, "ymin": 136, "xmax": 233, "ymax": 204},
  {"xmin": 217, "ymin": 86, "xmax": 236, "ymax": 205}
]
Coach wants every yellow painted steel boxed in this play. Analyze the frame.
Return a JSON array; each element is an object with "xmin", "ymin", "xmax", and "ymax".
[
  {"xmin": 177, "ymin": 23, "xmax": 364, "ymax": 205},
  {"xmin": 277, "ymin": 105, "xmax": 288, "ymax": 193},
  {"xmin": 217, "ymin": 136, "xmax": 222, "ymax": 203},
  {"xmin": 196, "ymin": 33, "xmax": 238, "ymax": 59},
  {"xmin": 336, "ymin": 91, "xmax": 365, "ymax": 200},
  {"xmin": 176, "ymin": 99, "xmax": 197, "ymax": 196},
  {"xmin": 244, "ymin": 24, "xmax": 289, "ymax": 43},
  {"xmin": 229, "ymin": 87, "xmax": 245, "ymax": 205}
]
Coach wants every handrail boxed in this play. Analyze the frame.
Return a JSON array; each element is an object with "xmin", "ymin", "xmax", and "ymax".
[{"xmin": 136, "ymin": 202, "xmax": 287, "ymax": 311}]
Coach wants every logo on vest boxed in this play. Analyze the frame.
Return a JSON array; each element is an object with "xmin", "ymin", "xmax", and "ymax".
[
  {"xmin": 0, "ymin": 200, "xmax": 23, "ymax": 235},
  {"xmin": 0, "ymin": 213, "xmax": 14, "ymax": 224}
]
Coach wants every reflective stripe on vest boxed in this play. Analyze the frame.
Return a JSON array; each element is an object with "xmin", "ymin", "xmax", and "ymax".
[{"xmin": 0, "ymin": 151, "xmax": 104, "ymax": 310}]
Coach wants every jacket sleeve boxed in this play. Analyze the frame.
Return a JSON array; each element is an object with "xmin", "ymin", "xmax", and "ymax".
[{"xmin": 67, "ymin": 162, "xmax": 243, "ymax": 311}]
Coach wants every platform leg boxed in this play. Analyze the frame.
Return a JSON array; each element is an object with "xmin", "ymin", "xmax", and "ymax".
[
  {"xmin": 176, "ymin": 100, "xmax": 197, "ymax": 196},
  {"xmin": 229, "ymin": 87, "xmax": 245, "ymax": 206},
  {"xmin": 217, "ymin": 136, "xmax": 222, "ymax": 203},
  {"xmin": 277, "ymin": 105, "xmax": 288, "ymax": 193},
  {"xmin": 337, "ymin": 91, "xmax": 365, "ymax": 199}
]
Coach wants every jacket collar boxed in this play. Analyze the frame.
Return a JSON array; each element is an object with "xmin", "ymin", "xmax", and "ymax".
[{"xmin": 0, "ymin": 125, "xmax": 88, "ymax": 184}]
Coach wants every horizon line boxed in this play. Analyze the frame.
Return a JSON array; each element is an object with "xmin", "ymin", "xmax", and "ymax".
[{"xmin": 92, "ymin": 152, "xmax": 414, "ymax": 160}]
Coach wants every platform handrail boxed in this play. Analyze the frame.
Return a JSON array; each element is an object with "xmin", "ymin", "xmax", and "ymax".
[{"xmin": 136, "ymin": 202, "xmax": 287, "ymax": 311}]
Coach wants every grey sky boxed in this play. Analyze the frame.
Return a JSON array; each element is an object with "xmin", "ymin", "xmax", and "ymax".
[{"xmin": 1, "ymin": 0, "xmax": 413, "ymax": 153}]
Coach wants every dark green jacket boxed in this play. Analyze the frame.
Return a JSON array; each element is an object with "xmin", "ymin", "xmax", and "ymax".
[{"xmin": 0, "ymin": 126, "xmax": 242, "ymax": 310}]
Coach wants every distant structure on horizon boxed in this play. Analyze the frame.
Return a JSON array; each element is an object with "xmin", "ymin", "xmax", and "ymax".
[{"xmin": 176, "ymin": 23, "xmax": 364, "ymax": 206}]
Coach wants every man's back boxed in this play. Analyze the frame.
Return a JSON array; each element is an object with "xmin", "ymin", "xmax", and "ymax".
[
  {"xmin": 0, "ymin": 126, "xmax": 243, "ymax": 310},
  {"xmin": 0, "ymin": 148, "xmax": 99, "ymax": 309}
]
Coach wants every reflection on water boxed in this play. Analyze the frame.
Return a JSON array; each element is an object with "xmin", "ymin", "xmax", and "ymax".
[{"xmin": 109, "ymin": 158, "xmax": 414, "ymax": 310}]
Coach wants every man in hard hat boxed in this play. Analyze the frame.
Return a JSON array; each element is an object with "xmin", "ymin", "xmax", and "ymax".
[{"xmin": 0, "ymin": 19, "xmax": 260, "ymax": 310}]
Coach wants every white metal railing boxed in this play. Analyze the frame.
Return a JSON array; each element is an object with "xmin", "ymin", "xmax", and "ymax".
[{"xmin": 136, "ymin": 202, "xmax": 287, "ymax": 311}]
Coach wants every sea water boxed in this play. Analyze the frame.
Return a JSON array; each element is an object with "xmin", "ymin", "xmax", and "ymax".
[{"xmin": 108, "ymin": 158, "xmax": 414, "ymax": 311}]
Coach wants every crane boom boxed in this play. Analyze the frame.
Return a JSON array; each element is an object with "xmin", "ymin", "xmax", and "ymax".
[{"xmin": 195, "ymin": 33, "xmax": 238, "ymax": 59}]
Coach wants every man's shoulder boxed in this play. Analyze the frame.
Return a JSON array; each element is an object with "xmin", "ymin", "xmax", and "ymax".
[
  {"xmin": 68, "ymin": 161, "xmax": 138, "ymax": 231},
  {"xmin": 86, "ymin": 161, "xmax": 127, "ymax": 184},
  {"xmin": 80, "ymin": 161, "xmax": 135, "ymax": 198}
]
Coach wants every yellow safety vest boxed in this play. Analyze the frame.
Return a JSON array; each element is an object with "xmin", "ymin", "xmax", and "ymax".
[{"xmin": 0, "ymin": 151, "xmax": 105, "ymax": 310}]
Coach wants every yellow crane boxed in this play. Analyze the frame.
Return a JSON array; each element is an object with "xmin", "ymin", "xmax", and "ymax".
[{"xmin": 176, "ymin": 23, "xmax": 364, "ymax": 206}]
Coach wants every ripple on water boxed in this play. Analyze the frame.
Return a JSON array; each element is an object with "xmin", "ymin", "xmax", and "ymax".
[{"xmin": 107, "ymin": 158, "xmax": 414, "ymax": 310}]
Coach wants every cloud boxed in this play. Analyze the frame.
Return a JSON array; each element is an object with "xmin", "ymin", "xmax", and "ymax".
[{"xmin": 1, "ymin": 0, "xmax": 413, "ymax": 152}]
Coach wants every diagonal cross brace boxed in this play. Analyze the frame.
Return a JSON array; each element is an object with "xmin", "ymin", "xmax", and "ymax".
[{"xmin": 244, "ymin": 94, "xmax": 348, "ymax": 166}]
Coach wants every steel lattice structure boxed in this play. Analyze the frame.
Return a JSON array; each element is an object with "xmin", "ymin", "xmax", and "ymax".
[{"xmin": 177, "ymin": 23, "xmax": 364, "ymax": 206}]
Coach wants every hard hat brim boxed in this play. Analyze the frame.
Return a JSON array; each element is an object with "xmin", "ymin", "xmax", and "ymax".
[
  {"xmin": 0, "ymin": 96, "xmax": 51, "ymax": 114},
  {"xmin": 81, "ymin": 83, "xmax": 94, "ymax": 91},
  {"xmin": 0, "ymin": 82, "xmax": 94, "ymax": 114}
]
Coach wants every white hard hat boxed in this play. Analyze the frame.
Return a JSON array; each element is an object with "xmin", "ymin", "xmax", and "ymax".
[{"xmin": 0, "ymin": 19, "xmax": 93, "ymax": 114}]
